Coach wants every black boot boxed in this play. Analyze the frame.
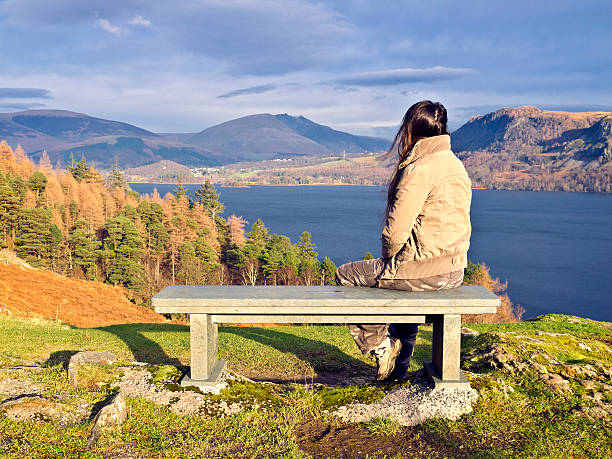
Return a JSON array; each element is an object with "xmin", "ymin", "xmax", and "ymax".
[{"xmin": 388, "ymin": 323, "xmax": 419, "ymax": 379}]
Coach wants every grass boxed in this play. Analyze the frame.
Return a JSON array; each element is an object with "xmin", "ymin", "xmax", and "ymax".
[{"xmin": 0, "ymin": 314, "xmax": 610, "ymax": 458}]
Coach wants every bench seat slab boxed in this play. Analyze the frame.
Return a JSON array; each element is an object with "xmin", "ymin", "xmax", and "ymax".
[{"xmin": 212, "ymin": 314, "xmax": 427, "ymax": 324}]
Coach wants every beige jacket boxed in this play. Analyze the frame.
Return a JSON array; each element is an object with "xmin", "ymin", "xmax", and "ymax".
[{"xmin": 380, "ymin": 134, "xmax": 471, "ymax": 282}]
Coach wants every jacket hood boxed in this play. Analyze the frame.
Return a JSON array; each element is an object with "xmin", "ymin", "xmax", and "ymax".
[{"xmin": 398, "ymin": 134, "xmax": 451, "ymax": 170}]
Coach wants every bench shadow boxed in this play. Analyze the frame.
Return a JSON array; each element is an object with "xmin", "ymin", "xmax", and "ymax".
[
  {"xmin": 223, "ymin": 326, "xmax": 375, "ymax": 384},
  {"xmin": 96, "ymin": 323, "xmax": 187, "ymax": 367}
]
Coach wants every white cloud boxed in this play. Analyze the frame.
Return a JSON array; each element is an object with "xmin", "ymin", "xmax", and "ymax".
[
  {"xmin": 96, "ymin": 18, "xmax": 122, "ymax": 35},
  {"xmin": 129, "ymin": 15, "xmax": 151, "ymax": 26}
]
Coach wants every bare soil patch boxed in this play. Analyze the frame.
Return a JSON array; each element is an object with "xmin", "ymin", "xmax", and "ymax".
[{"xmin": 293, "ymin": 420, "xmax": 458, "ymax": 459}]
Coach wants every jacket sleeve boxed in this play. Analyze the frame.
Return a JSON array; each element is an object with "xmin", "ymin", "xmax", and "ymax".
[{"xmin": 381, "ymin": 165, "xmax": 430, "ymax": 258}]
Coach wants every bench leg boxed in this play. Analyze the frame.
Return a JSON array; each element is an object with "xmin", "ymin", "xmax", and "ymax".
[
  {"xmin": 425, "ymin": 314, "xmax": 469, "ymax": 388},
  {"xmin": 181, "ymin": 313, "xmax": 227, "ymax": 390}
]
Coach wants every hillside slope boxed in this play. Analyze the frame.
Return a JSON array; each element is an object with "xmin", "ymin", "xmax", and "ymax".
[
  {"xmin": 0, "ymin": 251, "xmax": 163, "ymax": 328},
  {"xmin": 452, "ymin": 106, "xmax": 612, "ymax": 192}
]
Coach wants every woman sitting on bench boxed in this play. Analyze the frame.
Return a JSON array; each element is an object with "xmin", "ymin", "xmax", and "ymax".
[{"xmin": 335, "ymin": 100, "xmax": 472, "ymax": 382}]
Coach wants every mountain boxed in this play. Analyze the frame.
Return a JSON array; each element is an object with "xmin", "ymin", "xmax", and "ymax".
[
  {"xmin": 0, "ymin": 110, "xmax": 389, "ymax": 168},
  {"xmin": 184, "ymin": 113, "xmax": 390, "ymax": 161},
  {"xmin": 0, "ymin": 110, "xmax": 222, "ymax": 169},
  {"xmin": 452, "ymin": 106, "xmax": 612, "ymax": 192}
]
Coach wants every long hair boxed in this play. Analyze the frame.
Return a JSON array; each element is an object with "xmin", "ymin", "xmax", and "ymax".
[{"xmin": 384, "ymin": 100, "xmax": 449, "ymax": 220}]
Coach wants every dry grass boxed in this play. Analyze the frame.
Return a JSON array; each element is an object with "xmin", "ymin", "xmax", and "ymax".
[{"xmin": 0, "ymin": 263, "xmax": 164, "ymax": 328}]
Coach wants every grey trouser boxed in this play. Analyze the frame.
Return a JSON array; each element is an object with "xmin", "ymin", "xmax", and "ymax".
[{"xmin": 335, "ymin": 258, "xmax": 464, "ymax": 356}]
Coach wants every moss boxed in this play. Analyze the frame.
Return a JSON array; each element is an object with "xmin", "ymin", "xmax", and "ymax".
[
  {"xmin": 312, "ymin": 384, "xmax": 389, "ymax": 409},
  {"xmin": 147, "ymin": 365, "xmax": 183, "ymax": 385}
]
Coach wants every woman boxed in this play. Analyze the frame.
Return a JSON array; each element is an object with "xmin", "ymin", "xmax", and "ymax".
[{"xmin": 335, "ymin": 100, "xmax": 471, "ymax": 381}]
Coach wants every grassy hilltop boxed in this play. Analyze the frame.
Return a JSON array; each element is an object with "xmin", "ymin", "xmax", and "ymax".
[{"xmin": 0, "ymin": 312, "xmax": 610, "ymax": 458}]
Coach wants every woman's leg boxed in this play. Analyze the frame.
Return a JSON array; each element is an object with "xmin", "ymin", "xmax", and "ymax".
[
  {"xmin": 385, "ymin": 270, "xmax": 465, "ymax": 378},
  {"xmin": 335, "ymin": 258, "xmax": 387, "ymax": 354}
]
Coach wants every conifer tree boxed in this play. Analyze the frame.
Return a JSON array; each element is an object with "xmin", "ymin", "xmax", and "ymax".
[
  {"xmin": 297, "ymin": 231, "xmax": 318, "ymax": 285},
  {"xmin": 319, "ymin": 257, "xmax": 337, "ymax": 285},
  {"xmin": 101, "ymin": 216, "xmax": 145, "ymax": 289},
  {"xmin": 15, "ymin": 207, "xmax": 53, "ymax": 266},
  {"xmin": 26, "ymin": 171, "xmax": 47, "ymax": 206},
  {"xmin": 68, "ymin": 220, "xmax": 101, "ymax": 279},
  {"xmin": 195, "ymin": 180, "xmax": 224, "ymax": 221},
  {"xmin": 0, "ymin": 173, "xmax": 21, "ymax": 248},
  {"xmin": 108, "ymin": 157, "xmax": 127, "ymax": 191},
  {"xmin": 68, "ymin": 156, "xmax": 91, "ymax": 183}
]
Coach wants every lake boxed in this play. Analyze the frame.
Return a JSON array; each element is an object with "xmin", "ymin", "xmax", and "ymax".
[{"xmin": 129, "ymin": 184, "xmax": 612, "ymax": 322}]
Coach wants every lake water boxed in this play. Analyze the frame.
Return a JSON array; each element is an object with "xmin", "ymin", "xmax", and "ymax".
[{"xmin": 129, "ymin": 184, "xmax": 612, "ymax": 322}]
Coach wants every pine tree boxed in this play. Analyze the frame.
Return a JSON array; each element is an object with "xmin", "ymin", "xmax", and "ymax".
[
  {"xmin": 319, "ymin": 257, "xmax": 337, "ymax": 285},
  {"xmin": 26, "ymin": 171, "xmax": 47, "ymax": 206},
  {"xmin": 297, "ymin": 231, "xmax": 318, "ymax": 285},
  {"xmin": 15, "ymin": 207, "xmax": 53, "ymax": 266},
  {"xmin": 108, "ymin": 157, "xmax": 127, "ymax": 191},
  {"xmin": 195, "ymin": 180, "xmax": 224, "ymax": 221},
  {"xmin": 0, "ymin": 173, "xmax": 21, "ymax": 248},
  {"xmin": 68, "ymin": 220, "xmax": 101, "ymax": 279},
  {"xmin": 68, "ymin": 156, "xmax": 91, "ymax": 183},
  {"xmin": 101, "ymin": 216, "xmax": 145, "ymax": 289}
]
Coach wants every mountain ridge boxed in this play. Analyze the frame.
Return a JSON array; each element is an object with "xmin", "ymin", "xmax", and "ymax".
[{"xmin": 453, "ymin": 105, "xmax": 612, "ymax": 192}]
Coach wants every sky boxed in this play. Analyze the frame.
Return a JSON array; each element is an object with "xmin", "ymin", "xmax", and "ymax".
[{"xmin": 0, "ymin": 0, "xmax": 611, "ymax": 137}]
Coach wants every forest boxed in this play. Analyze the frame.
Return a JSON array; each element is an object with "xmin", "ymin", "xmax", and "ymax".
[{"xmin": 0, "ymin": 141, "xmax": 337, "ymax": 304}]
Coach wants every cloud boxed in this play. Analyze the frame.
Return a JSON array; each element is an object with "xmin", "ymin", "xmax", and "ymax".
[
  {"xmin": 0, "ymin": 87, "xmax": 52, "ymax": 99},
  {"xmin": 0, "ymin": 102, "xmax": 46, "ymax": 110},
  {"xmin": 166, "ymin": 0, "xmax": 356, "ymax": 75},
  {"xmin": 217, "ymin": 84, "xmax": 277, "ymax": 99},
  {"xmin": 129, "ymin": 15, "xmax": 151, "ymax": 26},
  {"xmin": 333, "ymin": 67, "xmax": 473, "ymax": 87},
  {"xmin": 96, "ymin": 18, "xmax": 122, "ymax": 35}
]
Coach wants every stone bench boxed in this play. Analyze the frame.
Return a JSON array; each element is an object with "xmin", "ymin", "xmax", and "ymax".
[{"xmin": 152, "ymin": 285, "xmax": 499, "ymax": 389}]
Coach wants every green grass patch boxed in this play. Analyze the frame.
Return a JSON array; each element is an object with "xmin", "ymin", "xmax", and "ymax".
[{"xmin": 361, "ymin": 417, "xmax": 403, "ymax": 436}]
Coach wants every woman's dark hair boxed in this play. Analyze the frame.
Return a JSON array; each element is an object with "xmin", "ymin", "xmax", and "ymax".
[{"xmin": 384, "ymin": 100, "xmax": 449, "ymax": 220}]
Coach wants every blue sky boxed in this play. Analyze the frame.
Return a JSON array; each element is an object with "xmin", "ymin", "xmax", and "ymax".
[{"xmin": 0, "ymin": 0, "xmax": 610, "ymax": 136}]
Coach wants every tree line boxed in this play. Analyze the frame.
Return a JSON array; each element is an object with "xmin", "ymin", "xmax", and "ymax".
[{"xmin": 0, "ymin": 141, "xmax": 338, "ymax": 304}]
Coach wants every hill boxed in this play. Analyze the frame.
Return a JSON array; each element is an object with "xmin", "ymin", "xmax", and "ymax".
[
  {"xmin": 452, "ymin": 106, "xmax": 612, "ymax": 192},
  {"xmin": 0, "ymin": 250, "xmax": 163, "ymax": 328},
  {"xmin": 0, "ymin": 110, "xmax": 222, "ymax": 169},
  {"xmin": 184, "ymin": 113, "xmax": 390, "ymax": 161}
]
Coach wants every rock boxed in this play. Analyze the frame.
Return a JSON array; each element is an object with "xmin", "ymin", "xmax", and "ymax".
[
  {"xmin": 86, "ymin": 392, "xmax": 128, "ymax": 450},
  {"xmin": 461, "ymin": 327, "xmax": 479, "ymax": 337},
  {"xmin": 0, "ymin": 394, "xmax": 81, "ymax": 427},
  {"xmin": 580, "ymin": 379, "xmax": 598, "ymax": 391},
  {"xmin": 68, "ymin": 351, "xmax": 117, "ymax": 385},
  {"xmin": 0, "ymin": 394, "xmax": 45, "ymax": 411},
  {"xmin": 531, "ymin": 363, "xmax": 548, "ymax": 374},
  {"xmin": 539, "ymin": 373, "xmax": 571, "ymax": 393},
  {"xmin": 576, "ymin": 406, "xmax": 610, "ymax": 422},
  {"xmin": 334, "ymin": 380, "xmax": 478, "ymax": 426},
  {"xmin": 0, "ymin": 378, "xmax": 43, "ymax": 398}
]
